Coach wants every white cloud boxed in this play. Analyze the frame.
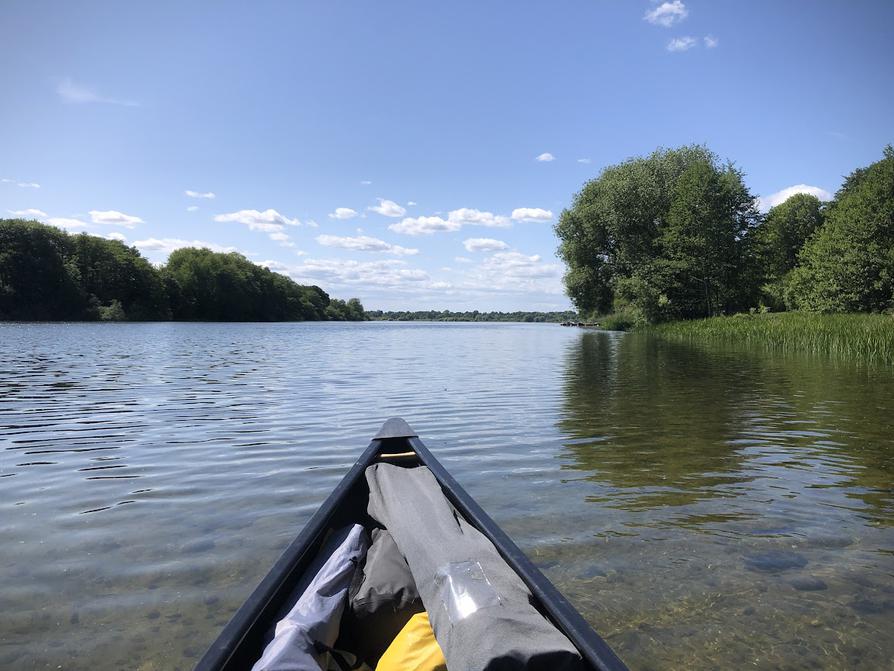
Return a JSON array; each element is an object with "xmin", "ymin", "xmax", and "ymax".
[
  {"xmin": 46, "ymin": 217, "xmax": 90, "ymax": 231},
  {"xmin": 316, "ymin": 234, "xmax": 419, "ymax": 256},
  {"xmin": 389, "ymin": 207, "xmax": 519, "ymax": 235},
  {"xmin": 2, "ymin": 178, "xmax": 40, "ymax": 188},
  {"xmin": 89, "ymin": 210, "xmax": 144, "ymax": 228},
  {"xmin": 644, "ymin": 1, "xmax": 688, "ymax": 27},
  {"xmin": 185, "ymin": 190, "xmax": 215, "ymax": 199},
  {"xmin": 407, "ymin": 201, "xmax": 417, "ymax": 206},
  {"xmin": 704, "ymin": 35, "xmax": 719, "ymax": 48},
  {"xmin": 757, "ymin": 184, "xmax": 833, "ymax": 212},
  {"xmin": 369, "ymin": 198, "xmax": 407, "ymax": 218},
  {"xmin": 667, "ymin": 36, "xmax": 697, "ymax": 52},
  {"xmin": 57, "ymin": 78, "xmax": 138, "ymax": 107},
  {"xmin": 22, "ymin": 208, "xmax": 112, "ymax": 234},
  {"xmin": 268, "ymin": 231, "xmax": 296, "ymax": 247},
  {"xmin": 186, "ymin": 205, "xmax": 199, "ymax": 212},
  {"xmin": 483, "ymin": 252, "xmax": 560, "ymax": 280},
  {"xmin": 460, "ymin": 251, "xmax": 564, "ymax": 296},
  {"xmin": 577, "ymin": 158, "xmax": 592, "ymax": 164},
  {"xmin": 328, "ymin": 207, "xmax": 358, "ymax": 220},
  {"xmin": 448, "ymin": 208, "xmax": 511, "ymax": 228},
  {"xmin": 8, "ymin": 208, "xmax": 48, "ymax": 218},
  {"xmin": 535, "ymin": 152, "xmax": 556, "ymax": 162},
  {"xmin": 455, "ymin": 256, "xmax": 472, "ymax": 263},
  {"xmin": 269, "ymin": 258, "xmax": 432, "ymax": 290},
  {"xmin": 215, "ymin": 208, "xmax": 301, "ymax": 231},
  {"xmin": 389, "ymin": 215, "xmax": 461, "ymax": 236},
  {"xmin": 511, "ymin": 207, "xmax": 553, "ymax": 222},
  {"xmin": 360, "ymin": 180, "xmax": 372, "ymax": 185},
  {"xmin": 463, "ymin": 238, "xmax": 510, "ymax": 252},
  {"xmin": 306, "ymin": 219, "xmax": 319, "ymax": 228},
  {"xmin": 134, "ymin": 238, "xmax": 237, "ymax": 256}
]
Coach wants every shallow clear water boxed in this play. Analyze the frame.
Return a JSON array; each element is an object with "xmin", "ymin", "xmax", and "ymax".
[{"xmin": 0, "ymin": 322, "xmax": 891, "ymax": 670}]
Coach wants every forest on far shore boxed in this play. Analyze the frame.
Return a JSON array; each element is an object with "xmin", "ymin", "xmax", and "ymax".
[
  {"xmin": 0, "ymin": 220, "xmax": 365, "ymax": 322},
  {"xmin": 365, "ymin": 310, "xmax": 578, "ymax": 322}
]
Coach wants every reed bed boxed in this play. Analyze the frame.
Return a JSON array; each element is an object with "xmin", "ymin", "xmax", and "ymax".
[{"xmin": 646, "ymin": 312, "xmax": 894, "ymax": 365}]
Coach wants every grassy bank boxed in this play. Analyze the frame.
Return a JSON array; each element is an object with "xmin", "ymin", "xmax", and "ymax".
[{"xmin": 644, "ymin": 312, "xmax": 894, "ymax": 364}]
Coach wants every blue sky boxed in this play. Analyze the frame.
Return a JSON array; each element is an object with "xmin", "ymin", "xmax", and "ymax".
[{"xmin": 2, "ymin": 1, "xmax": 892, "ymax": 310}]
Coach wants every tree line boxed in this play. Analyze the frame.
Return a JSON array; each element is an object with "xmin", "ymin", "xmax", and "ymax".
[
  {"xmin": 556, "ymin": 145, "xmax": 894, "ymax": 324},
  {"xmin": 0, "ymin": 219, "xmax": 365, "ymax": 321},
  {"xmin": 365, "ymin": 310, "xmax": 579, "ymax": 322}
]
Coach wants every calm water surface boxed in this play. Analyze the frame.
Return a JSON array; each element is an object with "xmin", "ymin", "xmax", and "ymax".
[{"xmin": 1, "ymin": 322, "xmax": 892, "ymax": 670}]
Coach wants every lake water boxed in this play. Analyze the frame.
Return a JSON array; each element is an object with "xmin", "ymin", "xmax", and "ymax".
[{"xmin": 1, "ymin": 322, "xmax": 892, "ymax": 670}]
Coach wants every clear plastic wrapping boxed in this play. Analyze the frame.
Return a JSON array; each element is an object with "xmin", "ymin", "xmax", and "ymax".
[{"xmin": 434, "ymin": 560, "xmax": 502, "ymax": 623}]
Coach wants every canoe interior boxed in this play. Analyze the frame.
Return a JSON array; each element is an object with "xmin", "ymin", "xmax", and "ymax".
[{"xmin": 195, "ymin": 420, "xmax": 628, "ymax": 671}]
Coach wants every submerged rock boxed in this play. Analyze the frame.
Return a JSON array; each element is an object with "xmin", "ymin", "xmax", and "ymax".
[
  {"xmin": 807, "ymin": 534, "xmax": 854, "ymax": 549},
  {"xmin": 743, "ymin": 550, "xmax": 808, "ymax": 573},
  {"xmin": 579, "ymin": 565, "xmax": 608, "ymax": 579},
  {"xmin": 850, "ymin": 598, "xmax": 894, "ymax": 615},
  {"xmin": 790, "ymin": 576, "xmax": 828, "ymax": 591}
]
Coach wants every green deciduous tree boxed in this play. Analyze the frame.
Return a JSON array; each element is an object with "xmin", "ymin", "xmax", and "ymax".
[
  {"xmin": 761, "ymin": 194, "xmax": 825, "ymax": 278},
  {"xmin": 70, "ymin": 233, "xmax": 170, "ymax": 320},
  {"xmin": 556, "ymin": 146, "xmax": 760, "ymax": 322},
  {"xmin": 0, "ymin": 219, "xmax": 86, "ymax": 319},
  {"xmin": 755, "ymin": 193, "xmax": 825, "ymax": 308},
  {"xmin": 785, "ymin": 146, "xmax": 894, "ymax": 313},
  {"xmin": 0, "ymin": 219, "xmax": 365, "ymax": 321}
]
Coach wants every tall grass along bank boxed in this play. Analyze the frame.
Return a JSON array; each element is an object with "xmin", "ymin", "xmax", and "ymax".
[{"xmin": 647, "ymin": 313, "xmax": 894, "ymax": 365}]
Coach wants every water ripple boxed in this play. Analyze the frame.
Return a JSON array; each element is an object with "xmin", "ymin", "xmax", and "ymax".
[{"xmin": 0, "ymin": 323, "xmax": 892, "ymax": 670}]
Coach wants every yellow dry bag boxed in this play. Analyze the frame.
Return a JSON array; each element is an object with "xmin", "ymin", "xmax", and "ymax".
[{"xmin": 375, "ymin": 611, "xmax": 446, "ymax": 671}]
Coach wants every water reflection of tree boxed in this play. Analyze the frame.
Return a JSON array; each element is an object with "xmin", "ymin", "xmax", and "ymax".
[
  {"xmin": 558, "ymin": 331, "xmax": 894, "ymax": 522},
  {"xmin": 558, "ymin": 332, "xmax": 753, "ymax": 511}
]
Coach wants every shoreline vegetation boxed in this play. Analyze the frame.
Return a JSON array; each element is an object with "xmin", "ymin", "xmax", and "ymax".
[
  {"xmin": 0, "ymin": 219, "xmax": 365, "ymax": 322},
  {"xmin": 643, "ymin": 312, "xmax": 894, "ymax": 364},
  {"xmin": 556, "ymin": 144, "xmax": 893, "ymax": 362}
]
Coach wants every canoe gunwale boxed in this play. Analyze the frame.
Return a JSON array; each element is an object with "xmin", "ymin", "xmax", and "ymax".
[
  {"xmin": 194, "ymin": 420, "xmax": 628, "ymax": 671},
  {"xmin": 408, "ymin": 434, "xmax": 628, "ymax": 671},
  {"xmin": 193, "ymin": 438, "xmax": 382, "ymax": 671}
]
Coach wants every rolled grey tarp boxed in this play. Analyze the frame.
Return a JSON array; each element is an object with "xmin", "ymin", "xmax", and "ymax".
[
  {"xmin": 365, "ymin": 463, "xmax": 584, "ymax": 671},
  {"xmin": 252, "ymin": 524, "xmax": 368, "ymax": 671},
  {"xmin": 343, "ymin": 527, "xmax": 424, "ymax": 662}
]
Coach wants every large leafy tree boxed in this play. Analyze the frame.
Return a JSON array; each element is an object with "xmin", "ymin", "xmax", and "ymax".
[
  {"xmin": 163, "ymin": 247, "xmax": 342, "ymax": 321},
  {"xmin": 0, "ymin": 219, "xmax": 85, "ymax": 319},
  {"xmin": 70, "ymin": 233, "xmax": 169, "ymax": 320},
  {"xmin": 756, "ymin": 193, "xmax": 825, "ymax": 309},
  {"xmin": 556, "ymin": 145, "xmax": 760, "ymax": 322},
  {"xmin": 760, "ymin": 194, "xmax": 825, "ymax": 278},
  {"xmin": 785, "ymin": 146, "xmax": 894, "ymax": 312}
]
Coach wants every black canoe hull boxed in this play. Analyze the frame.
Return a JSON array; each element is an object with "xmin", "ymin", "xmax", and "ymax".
[{"xmin": 195, "ymin": 418, "xmax": 628, "ymax": 671}]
